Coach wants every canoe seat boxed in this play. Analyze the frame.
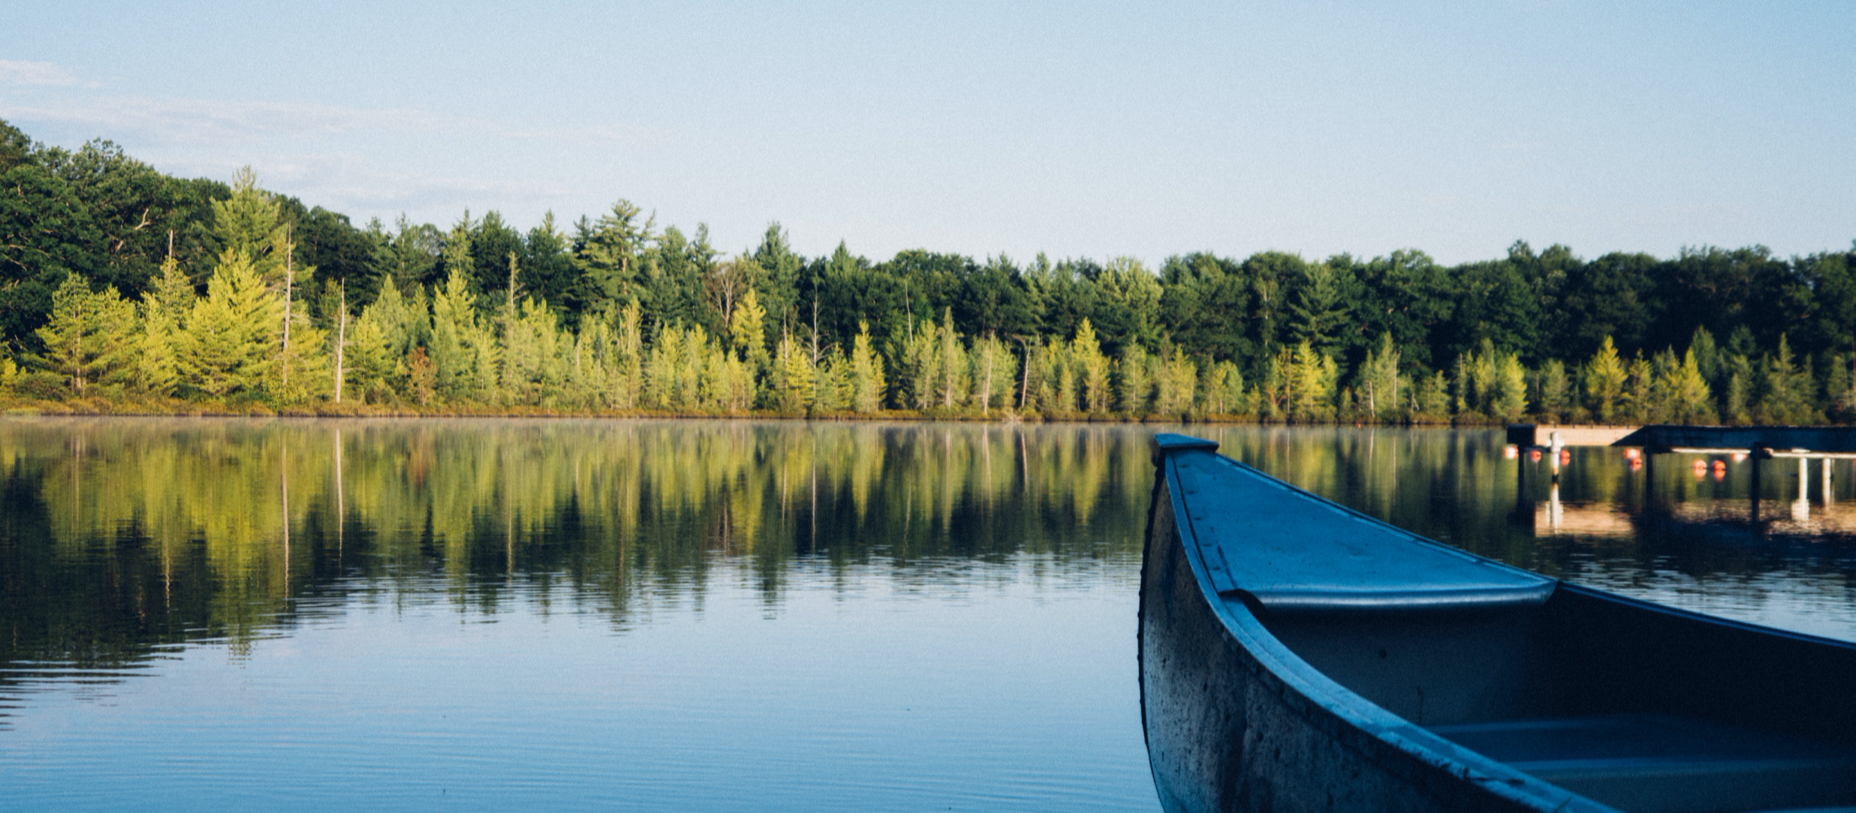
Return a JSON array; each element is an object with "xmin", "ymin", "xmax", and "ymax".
[{"xmin": 1429, "ymin": 714, "xmax": 1856, "ymax": 813}]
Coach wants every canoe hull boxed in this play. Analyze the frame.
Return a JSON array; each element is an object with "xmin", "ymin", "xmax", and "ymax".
[{"xmin": 1138, "ymin": 451, "xmax": 1578, "ymax": 813}]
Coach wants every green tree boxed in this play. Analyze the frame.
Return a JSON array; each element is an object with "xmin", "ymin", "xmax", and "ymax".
[
  {"xmin": 848, "ymin": 321, "xmax": 886, "ymax": 413},
  {"xmin": 1203, "ymin": 361, "xmax": 1246, "ymax": 416},
  {"xmin": 730, "ymin": 286, "xmax": 768, "ymax": 371},
  {"xmin": 1583, "ymin": 336, "xmax": 1628, "ymax": 422},
  {"xmin": 1355, "ymin": 333, "xmax": 1402, "ymax": 422},
  {"xmin": 1154, "ymin": 348, "xmax": 1198, "ymax": 416},
  {"xmin": 1117, "ymin": 344, "xmax": 1154, "ymax": 415},
  {"xmin": 1757, "ymin": 334, "xmax": 1815, "ymax": 424},
  {"xmin": 1287, "ymin": 261, "xmax": 1350, "ymax": 357},
  {"xmin": 1071, "ymin": 319, "xmax": 1112, "ymax": 413},
  {"xmin": 1535, "ymin": 360, "xmax": 1571, "ymax": 423},
  {"xmin": 1659, "ymin": 349, "xmax": 1714, "ymax": 424},
  {"xmin": 212, "ymin": 167, "xmax": 287, "ymax": 278},
  {"xmin": 31, "ymin": 274, "xmax": 137, "ymax": 395},
  {"xmin": 1492, "ymin": 352, "xmax": 1527, "ymax": 421},
  {"xmin": 771, "ymin": 329, "xmax": 814, "ymax": 412},
  {"xmin": 176, "ymin": 249, "xmax": 280, "ymax": 398},
  {"xmin": 934, "ymin": 308, "xmax": 967, "ymax": 409}
]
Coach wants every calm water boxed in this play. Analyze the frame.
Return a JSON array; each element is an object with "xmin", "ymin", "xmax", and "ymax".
[{"xmin": 2, "ymin": 420, "xmax": 1854, "ymax": 812}]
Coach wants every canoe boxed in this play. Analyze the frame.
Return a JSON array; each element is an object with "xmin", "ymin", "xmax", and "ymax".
[{"xmin": 1140, "ymin": 434, "xmax": 1856, "ymax": 813}]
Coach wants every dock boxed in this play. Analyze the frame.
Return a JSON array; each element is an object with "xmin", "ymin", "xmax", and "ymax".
[
  {"xmin": 1507, "ymin": 424, "xmax": 1853, "ymax": 524},
  {"xmin": 1506, "ymin": 424, "xmax": 1856, "ymax": 458}
]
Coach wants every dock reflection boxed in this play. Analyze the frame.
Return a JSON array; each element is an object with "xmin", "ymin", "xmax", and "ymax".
[{"xmin": 1526, "ymin": 454, "xmax": 1856, "ymax": 540}]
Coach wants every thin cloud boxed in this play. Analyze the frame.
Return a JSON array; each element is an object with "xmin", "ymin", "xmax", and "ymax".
[
  {"xmin": 2, "ymin": 96, "xmax": 445, "ymax": 143},
  {"xmin": 0, "ymin": 60, "xmax": 81, "ymax": 87}
]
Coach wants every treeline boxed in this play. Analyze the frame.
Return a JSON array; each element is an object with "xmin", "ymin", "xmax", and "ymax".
[{"xmin": 3, "ymin": 119, "xmax": 1854, "ymax": 423}]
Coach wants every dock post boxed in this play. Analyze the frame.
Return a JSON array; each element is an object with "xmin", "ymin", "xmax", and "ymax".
[
  {"xmin": 1826, "ymin": 458, "xmax": 1835, "ymax": 506},
  {"xmin": 1750, "ymin": 452, "xmax": 1762, "ymax": 522},
  {"xmin": 1549, "ymin": 431, "xmax": 1563, "ymax": 479},
  {"xmin": 1794, "ymin": 457, "xmax": 1811, "ymax": 522}
]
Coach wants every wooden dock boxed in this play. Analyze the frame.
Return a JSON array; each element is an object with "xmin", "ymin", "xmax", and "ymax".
[{"xmin": 1507, "ymin": 424, "xmax": 1856, "ymax": 458}]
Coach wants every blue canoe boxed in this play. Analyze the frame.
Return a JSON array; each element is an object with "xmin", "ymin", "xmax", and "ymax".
[{"xmin": 1140, "ymin": 434, "xmax": 1856, "ymax": 813}]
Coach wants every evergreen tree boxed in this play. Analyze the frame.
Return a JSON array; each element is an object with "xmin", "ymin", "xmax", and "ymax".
[
  {"xmin": 896, "ymin": 316, "xmax": 939, "ymax": 410},
  {"xmin": 1287, "ymin": 340, "xmax": 1337, "ymax": 421},
  {"xmin": 1757, "ymin": 334, "xmax": 1815, "ymax": 424},
  {"xmin": 135, "ymin": 257, "xmax": 194, "ymax": 396},
  {"xmin": 1154, "ymin": 347, "xmax": 1198, "ymax": 416},
  {"xmin": 1623, "ymin": 355, "xmax": 1654, "ymax": 423},
  {"xmin": 772, "ymin": 330, "xmax": 814, "ymax": 412},
  {"xmin": 176, "ymin": 249, "xmax": 279, "ymax": 399},
  {"xmin": 1724, "ymin": 354, "xmax": 1754, "ymax": 424},
  {"xmin": 1492, "ymin": 352, "xmax": 1527, "ymax": 421},
  {"xmin": 31, "ymin": 274, "xmax": 137, "ymax": 395},
  {"xmin": 1413, "ymin": 370, "xmax": 1451, "ymax": 423},
  {"xmin": 1204, "ymin": 361, "xmax": 1246, "ymax": 416},
  {"xmin": 934, "ymin": 308, "xmax": 966, "ymax": 409},
  {"xmin": 1659, "ymin": 348, "xmax": 1714, "ymax": 424},
  {"xmin": 1583, "ymin": 336, "xmax": 1628, "ymax": 422},
  {"xmin": 1536, "ymin": 359, "xmax": 1571, "ymax": 423},
  {"xmin": 967, "ymin": 332, "xmax": 1015, "ymax": 414},
  {"xmin": 1117, "ymin": 344, "xmax": 1154, "ymax": 414},
  {"xmin": 849, "ymin": 321, "xmax": 885, "ymax": 413},
  {"xmin": 212, "ymin": 167, "xmax": 286, "ymax": 278},
  {"xmin": 429, "ymin": 266, "xmax": 481, "ymax": 402},
  {"xmin": 1287, "ymin": 261, "xmax": 1349, "ymax": 357},
  {"xmin": 344, "ymin": 308, "xmax": 398, "ymax": 404},
  {"xmin": 1356, "ymin": 333, "xmax": 1402, "ymax": 422},
  {"xmin": 1071, "ymin": 319, "xmax": 1112, "ymax": 413},
  {"xmin": 730, "ymin": 286, "xmax": 768, "ymax": 371}
]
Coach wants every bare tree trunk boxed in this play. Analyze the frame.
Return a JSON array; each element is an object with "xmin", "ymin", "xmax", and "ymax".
[
  {"xmin": 333, "ymin": 281, "xmax": 346, "ymax": 403},
  {"xmin": 982, "ymin": 336, "xmax": 994, "ymax": 416},
  {"xmin": 282, "ymin": 239, "xmax": 293, "ymax": 389}
]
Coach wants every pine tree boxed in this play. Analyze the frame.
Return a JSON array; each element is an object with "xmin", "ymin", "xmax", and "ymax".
[
  {"xmin": 212, "ymin": 167, "xmax": 287, "ymax": 278},
  {"xmin": 1072, "ymin": 319, "xmax": 1111, "ymax": 413},
  {"xmin": 1204, "ymin": 361, "xmax": 1245, "ymax": 416},
  {"xmin": 32, "ymin": 274, "xmax": 138, "ymax": 395},
  {"xmin": 935, "ymin": 308, "xmax": 966, "ymax": 410},
  {"xmin": 849, "ymin": 321, "xmax": 885, "ymax": 413},
  {"xmin": 343, "ymin": 309, "xmax": 397, "ymax": 404},
  {"xmin": 730, "ymin": 286, "xmax": 768, "ymax": 371},
  {"xmin": 429, "ymin": 266, "xmax": 481, "ymax": 402},
  {"xmin": 1287, "ymin": 340, "xmax": 1337, "ymax": 421},
  {"xmin": 1414, "ymin": 370, "xmax": 1451, "ymax": 423},
  {"xmin": 1724, "ymin": 354, "xmax": 1754, "ymax": 424},
  {"xmin": 1583, "ymin": 336, "xmax": 1628, "ymax": 422},
  {"xmin": 1154, "ymin": 347, "xmax": 1198, "ymax": 416},
  {"xmin": 1118, "ymin": 344, "xmax": 1154, "ymax": 415},
  {"xmin": 1536, "ymin": 360, "xmax": 1570, "ymax": 423},
  {"xmin": 897, "ymin": 317, "xmax": 940, "ymax": 410},
  {"xmin": 1356, "ymin": 333, "xmax": 1401, "ymax": 422},
  {"xmin": 614, "ymin": 300, "xmax": 643, "ymax": 409},
  {"xmin": 176, "ymin": 249, "xmax": 280, "ymax": 399},
  {"xmin": 772, "ymin": 330, "xmax": 813, "ymax": 412},
  {"xmin": 1492, "ymin": 353, "xmax": 1527, "ymax": 421},
  {"xmin": 1660, "ymin": 348, "xmax": 1714, "ymax": 424},
  {"xmin": 1758, "ymin": 334, "xmax": 1815, "ymax": 424}
]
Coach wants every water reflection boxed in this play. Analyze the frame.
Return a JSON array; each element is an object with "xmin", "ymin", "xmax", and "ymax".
[{"xmin": 0, "ymin": 418, "xmax": 1155, "ymax": 723}]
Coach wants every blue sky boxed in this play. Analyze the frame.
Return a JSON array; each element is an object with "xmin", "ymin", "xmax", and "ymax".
[{"xmin": 2, "ymin": 1, "xmax": 1850, "ymax": 265}]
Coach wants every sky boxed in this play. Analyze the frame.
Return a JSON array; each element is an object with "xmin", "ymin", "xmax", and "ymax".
[{"xmin": 2, "ymin": 1, "xmax": 1851, "ymax": 267}]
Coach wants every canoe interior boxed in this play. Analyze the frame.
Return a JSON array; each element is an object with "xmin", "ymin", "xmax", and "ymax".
[
  {"xmin": 1257, "ymin": 591, "xmax": 1856, "ymax": 813},
  {"xmin": 1145, "ymin": 436, "xmax": 1856, "ymax": 813}
]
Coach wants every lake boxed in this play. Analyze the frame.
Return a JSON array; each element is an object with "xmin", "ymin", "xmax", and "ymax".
[{"xmin": 2, "ymin": 419, "xmax": 1853, "ymax": 812}]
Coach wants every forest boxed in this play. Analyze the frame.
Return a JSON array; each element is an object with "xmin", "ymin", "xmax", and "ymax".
[{"xmin": 3, "ymin": 118, "xmax": 1853, "ymax": 424}]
